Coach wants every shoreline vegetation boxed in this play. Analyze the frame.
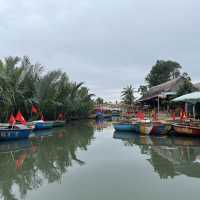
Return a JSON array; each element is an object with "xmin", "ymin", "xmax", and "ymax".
[
  {"xmin": 0, "ymin": 57, "xmax": 198, "ymax": 123},
  {"xmin": 0, "ymin": 56, "xmax": 94, "ymax": 122}
]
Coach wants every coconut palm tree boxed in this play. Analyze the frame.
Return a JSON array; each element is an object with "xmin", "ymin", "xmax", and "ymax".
[
  {"xmin": 0, "ymin": 56, "xmax": 94, "ymax": 122},
  {"xmin": 121, "ymin": 85, "xmax": 135, "ymax": 111}
]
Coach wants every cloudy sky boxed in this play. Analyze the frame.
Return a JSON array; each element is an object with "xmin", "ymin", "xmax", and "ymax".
[{"xmin": 0, "ymin": 0, "xmax": 200, "ymax": 101}]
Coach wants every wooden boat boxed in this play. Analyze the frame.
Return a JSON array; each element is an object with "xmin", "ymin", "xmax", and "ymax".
[
  {"xmin": 112, "ymin": 110, "xmax": 121, "ymax": 117},
  {"xmin": 134, "ymin": 121, "xmax": 153, "ymax": 135},
  {"xmin": 0, "ymin": 124, "xmax": 32, "ymax": 141},
  {"xmin": 134, "ymin": 120, "xmax": 171, "ymax": 136},
  {"xmin": 31, "ymin": 120, "xmax": 53, "ymax": 131},
  {"xmin": 113, "ymin": 122, "xmax": 135, "ymax": 132},
  {"xmin": 0, "ymin": 123, "xmax": 10, "ymax": 128},
  {"xmin": 53, "ymin": 120, "xmax": 65, "ymax": 127},
  {"xmin": 172, "ymin": 122, "xmax": 200, "ymax": 136},
  {"xmin": 150, "ymin": 121, "xmax": 172, "ymax": 135}
]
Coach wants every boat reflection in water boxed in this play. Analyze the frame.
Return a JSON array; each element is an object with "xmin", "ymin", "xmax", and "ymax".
[
  {"xmin": 94, "ymin": 119, "xmax": 112, "ymax": 131},
  {"xmin": 113, "ymin": 131, "xmax": 200, "ymax": 179},
  {"xmin": 0, "ymin": 121, "xmax": 94, "ymax": 200}
]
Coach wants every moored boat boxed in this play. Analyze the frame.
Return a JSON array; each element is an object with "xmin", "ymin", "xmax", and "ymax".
[
  {"xmin": 0, "ymin": 123, "xmax": 10, "ymax": 128},
  {"xmin": 134, "ymin": 120, "xmax": 171, "ymax": 136},
  {"xmin": 53, "ymin": 120, "xmax": 66, "ymax": 127},
  {"xmin": 134, "ymin": 121, "xmax": 153, "ymax": 135},
  {"xmin": 112, "ymin": 110, "xmax": 121, "ymax": 117},
  {"xmin": 150, "ymin": 121, "xmax": 172, "ymax": 135},
  {"xmin": 0, "ymin": 124, "xmax": 32, "ymax": 141},
  {"xmin": 113, "ymin": 122, "xmax": 135, "ymax": 132},
  {"xmin": 172, "ymin": 122, "xmax": 200, "ymax": 136},
  {"xmin": 31, "ymin": 120, "xmax": 53, "ymax": 131}
]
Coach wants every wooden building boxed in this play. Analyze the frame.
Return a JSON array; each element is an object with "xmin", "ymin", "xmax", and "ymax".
[{"xmin": 138, "ymin": 77, "xmax": 186, "ymax": 110}]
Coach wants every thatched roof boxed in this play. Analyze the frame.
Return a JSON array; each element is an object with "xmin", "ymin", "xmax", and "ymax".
[{"xmin": 139, "ymin": 77, "xmax": 185, "ymax": 102}]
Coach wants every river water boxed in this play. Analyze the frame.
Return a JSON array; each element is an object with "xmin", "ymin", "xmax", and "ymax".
[{"xmin": 1, "ymin": 120, "xmax": 200, "ymax": 200}]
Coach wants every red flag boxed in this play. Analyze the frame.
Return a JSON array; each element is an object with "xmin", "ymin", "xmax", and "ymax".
[
  {"xmin": 136, "ymin": 112, "xmax": 144, "ymax": 120},
  {"xmin": 180, "ymin": 111, "xmax": 184, "ymax": 121},
  {"xmin": 172, "ymin": 112, "xmax": 176, "ymax": 121},
  {"xmin": 8, "ymin": 114, "xmax": 16, "ymax": 126},
  {"xmin": 40, "ymin": 112, "xmax": 45, "ymax": 121},
  {"xmin": 183, "ymin": 112, "xmax": 187, "ymax": 120},
  {"xmin": 140, "ymin": 112, "xmax": 145, "ymax": 120},
  {"xmin": 57, "ymin": 112, "xmax": 64, "ymax": 120},
  {"xmin": 31, "ymin": 105, "xmax": 38, "ymax": 113},
  {"xmin": 15, "ymin": 111, "xmax": 27, "ymax": 125}
]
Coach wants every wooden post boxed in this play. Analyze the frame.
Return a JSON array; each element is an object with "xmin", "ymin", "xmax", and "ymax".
[
  {"xmin": 193, "ymin": 104, "xmax": 196, "ymax": 119},
  {"xmin": 157, "ymin": 96, "xmax": 160, "ymax": 115},
  {"xmin": 185, "ymin": 102, "xmax": 188, "ymax": 116}
]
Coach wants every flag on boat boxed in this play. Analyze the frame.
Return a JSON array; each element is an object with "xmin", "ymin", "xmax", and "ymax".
[
  {"xmin": 40, "ymin": 112, "xmax": 45, "ymax": 121},
  {"xmin": 15, "ymin": 111, "xmax": 27, "ymax": 125},
  {"xmin": 8, "ymin": 114, "xmax": 16, "ymax": 125},
  {"xmin": 31, "ymin": 105, "xmax": 38, "ymax": 113},
  {"xmin": 171, "ymin": 112, "xmax": 176, "ymax": 121},
  {"xmin": 136, "ymin": 112, "xmax": 144, "ymax": 120},
  {"xmin": 180, "ymin": 110, "xmax": 187, "ymax": 121},
  {"xmin": 57, "ymin": 112, "xmax": 64, "ymax": 120}
]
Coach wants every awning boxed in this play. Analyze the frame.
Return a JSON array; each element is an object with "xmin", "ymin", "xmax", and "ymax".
[{"xmin": 172, "ymin": 92, "xmax": 200, "ymax": 104}]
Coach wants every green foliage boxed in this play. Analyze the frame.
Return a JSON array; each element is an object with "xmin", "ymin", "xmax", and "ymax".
[
  {"xmin": 0, "ymin": 56, "xmax": 94, "ymax": 121},
  {"xmin": 95, "ymin": 97, "xmax": 104, "ymax": 105},
  {"xmin": 146, "ymin": 60, "xmax": 182, "ymax": 87},
  {"xmin": 176, "ymin": 73, "xmax": 197, "ymax": 97},
  {"xmin": 121, "ymin": 85, "xmax": 135, "ymax": 107},
  {"xmin": 138, "ymin": 85, "xmax": 148, "ymax": 96}
]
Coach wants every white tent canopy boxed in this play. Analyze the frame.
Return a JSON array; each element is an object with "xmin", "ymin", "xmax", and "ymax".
[
  {"xmin": 172, "ymin": 92, "xmax": 200, "ymax": 104},
  {"xmin": 172, "ymin": 92, "xmax": 200, "ymax": 119}
]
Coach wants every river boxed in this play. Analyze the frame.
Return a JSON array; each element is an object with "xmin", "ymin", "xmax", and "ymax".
[{"xmin": 0, "ymin": 120, "xmax": 200, "ymax": 200}]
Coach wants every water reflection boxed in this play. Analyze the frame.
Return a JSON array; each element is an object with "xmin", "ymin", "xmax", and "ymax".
[
  {"xmin": 114, "ymin": 131, "xmax": 200, "ymax": 179},
  {"xmin": 0, "ymin": 121, "xmax": 94, "ymax": 200},
  {"xmin": 93, "ymin": 119, "xmax": 112, "ymax": 131}
]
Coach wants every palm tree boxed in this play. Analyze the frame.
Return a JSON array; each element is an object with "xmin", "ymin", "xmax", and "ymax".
[
  {"xmin": 0, "ymin": 56, "xmax": 94, "ymax": 122},
  {"xmin": 121, "ymin": 85, "xmax": 135, "ymax": 111}
]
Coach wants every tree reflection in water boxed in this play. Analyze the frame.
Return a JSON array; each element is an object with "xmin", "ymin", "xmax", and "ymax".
[
  {"xmin": 114, "ymin": 131, "xmax": 200, "ymax": 179},
  {"xmin": 0, "ymin": 121, "xmax": 94, "ymax": 200}
]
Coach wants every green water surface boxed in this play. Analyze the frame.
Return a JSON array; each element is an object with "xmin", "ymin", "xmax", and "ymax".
[{"xmin": 1, "ymin": 120, "xmax": 200, "ymax": 200}]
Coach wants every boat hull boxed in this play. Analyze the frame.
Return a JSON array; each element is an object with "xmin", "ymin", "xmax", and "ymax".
[
  {"xmin": 150, "ymin": 122, "xmax": 171, "ymax": 136},
  {"xmin": 0, "ymin": 129, "xmax": 31, "ymax": 141},
  {"xmin": 134, "ymin": 121, "xmax": 171, "ymax": 136},
  {"xmin": 34, "ymin": 121, "xmax": 53, "ymax": 130},
  {"xmin": 173, "ymin": 124, "xmax": 200, "ymax": 136},
  {"xmin": 113, "ymin": 123, "xmax": 135, "ymax": 132},
  {"xmin": 134, "ymin": 122, "xmax": 153, "ymax": 135},
  {"xmin": 53, "ymin": 120, "xmax": 65, "ymax": 127}
]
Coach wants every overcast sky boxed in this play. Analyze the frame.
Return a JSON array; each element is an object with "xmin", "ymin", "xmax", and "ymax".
[{"xmin": 0, "ymin": 0, "xmax": 200, "ymax": 101}]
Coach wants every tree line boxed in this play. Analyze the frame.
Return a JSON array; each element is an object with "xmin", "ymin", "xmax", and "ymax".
[{"xmin": 0, "ymin": 56, "xmax": 94, "ymax": 122}]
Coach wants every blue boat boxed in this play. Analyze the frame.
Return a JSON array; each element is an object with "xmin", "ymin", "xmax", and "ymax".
[
  {"xmin": 96, "ymin": 111, "xmax": 104, "ymax": 119},
  {"xmin": 112, "ymin": 110, "xmax": 121, "ymax": 117},
  {"xmin": 53, "ymin": 120, "xmax": 65, "ymax": 127},
  {"xmin": 31, "ymin": 120, "xmax": 54, "ymax": 131},
  {"xmin": 0, "ymin": 125, "xmax": 32, "ymax": 141},
  {"xmin": 113, "ymin": 122, "xmax": 135, "ymax": 132}
]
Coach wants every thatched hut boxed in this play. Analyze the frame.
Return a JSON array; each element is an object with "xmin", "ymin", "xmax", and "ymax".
[{"xmin": 137, "ymin": 77, "xmax": 191, "ymax": 115}]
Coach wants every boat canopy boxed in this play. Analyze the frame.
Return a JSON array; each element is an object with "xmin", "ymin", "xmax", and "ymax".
[{"xmin": 172, "ymin": 92, "xmax": 200, "ymax": 104}]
